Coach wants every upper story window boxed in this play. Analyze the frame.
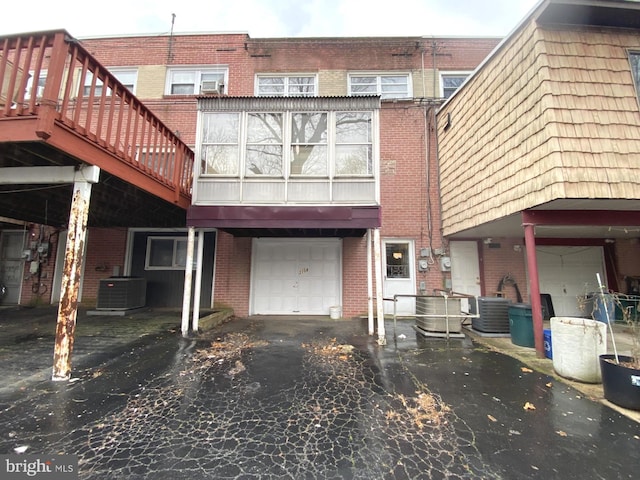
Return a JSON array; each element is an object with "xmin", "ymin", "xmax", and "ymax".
[
  {"xmin": 256, "ymin": 75, "xmax": 317, "ymax": 96},
  {"xmin": 83, "ymin": 68, "xmax": 138, "ymax": 96},
  {"xmin": 629, "ymin": 52, "xmax": 640, "ymax": 99},
  {"xmin": 166, "ymin": 67, "xmax": 228, "ymax": 95},
  {"xmin": 349, "ymin": 74, "xmax": 411, "ymax": 99},
  {"xmin": 440, "ymin": 71, "xmax": 471, "ymax": 99},
  {"xmin": 25, "ymin": 71, "xmax": 47, "ymax": 100},
  {"xmin": 201, "ymin": 110, "xmax": 373, "ymax": 178}
]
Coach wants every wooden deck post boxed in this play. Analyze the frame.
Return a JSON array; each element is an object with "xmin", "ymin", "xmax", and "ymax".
[
  {"xmin": 523, "ymin": 221, "xmax": 545, "ymax": 359},
  {"xmin": 52, "ymin": 167, "xmax": 99, "ymax": 381}
]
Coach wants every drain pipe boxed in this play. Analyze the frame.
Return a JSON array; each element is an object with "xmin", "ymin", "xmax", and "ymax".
[{"xmin": 597, "ymin": 273, "xmax": 619, "ymax": 364}]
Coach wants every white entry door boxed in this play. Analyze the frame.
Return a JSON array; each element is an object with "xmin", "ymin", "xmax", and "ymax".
[
  {"xmin": 536, "ymin": 246, "xmax": 606, "ymax": 317},
  {"xmin": 450, "ymin": 241, "xmax": 481, "ymax": 312},
  {"xmin": 251, "ymin": 239, "xmax": 341, "ymax": 315},
  {"xmin": 383, "ymin": 240, "xmax": 416, "ymax": 315}
]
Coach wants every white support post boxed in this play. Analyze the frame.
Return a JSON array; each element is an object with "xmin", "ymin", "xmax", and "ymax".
[
  {"xmin": 52, "ymin": 166, "xmax": 99, "ymax": 381},
  {"xmin": 367, "ymin": 229, "xmax": 374, "ymax": 336},
  {"xmin": 181, "ymin": 227, "xmax": 196, "ymax": 337},
  {"xmin": 373, "ymin": 228, "xmax": 386, "ymax": 345},
  {"xmin": 192, "ymin": 229, "xmax": 205, "ymax": 333}
]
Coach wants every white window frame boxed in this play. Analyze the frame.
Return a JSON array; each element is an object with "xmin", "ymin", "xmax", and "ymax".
[
  {"xmin": 166, "ymin": 66, "xmax": 228, "ymax": 95},
  {"xmin": 255, "ymin": 74, "xmax": 318, "ymax": 97},
  {"xmin": 439, "ymin": 71, "xmax": 472, "ymax": 99},
  {"xmin": 83, "ymin": 68, "xmax": 138, "ymax": 96},
  {"xmin": 25, "ymin": 70, "xmax": 47, "ymax": 100},
  {"xmin": 348, "ymin": 73, "xmax": 412, "ymax": 99},
  {"xmin": 145, "ymin": 236, "xmax": 196, "ymax": 270}
]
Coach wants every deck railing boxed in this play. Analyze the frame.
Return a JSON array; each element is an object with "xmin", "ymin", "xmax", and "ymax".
[{"xmin": 0, "ymin": 30, "xmax": 193, "ymax": 205}]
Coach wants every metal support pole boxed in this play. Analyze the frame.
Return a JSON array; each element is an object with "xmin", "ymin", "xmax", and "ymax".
[
  {"xmin": 367, "ymin": 229, "xmax": 374, "ymax": 336},
  {"xmin": 524, "ymin": 222, "xmax": 545, "ymax": 358},
  {"xmin": 373, "ymin": 228, "xmax": 386, "ymax": 345},
  {"xmin": 191, "ymin": 229, "xmax": 205, "ymax": 333},
  {"xmin": 52, "ymin": 168, "xmax": 98, "ymax": 381},
  {"xmin": 181, "ymin": 227, "xmax": 196, "ymax": 337}
]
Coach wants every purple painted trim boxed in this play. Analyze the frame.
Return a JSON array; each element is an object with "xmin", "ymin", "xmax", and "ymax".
[{"xmin": 187, "ymin": 205, "xmax": 381, "ymax": 229}]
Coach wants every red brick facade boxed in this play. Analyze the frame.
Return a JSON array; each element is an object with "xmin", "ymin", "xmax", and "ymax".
[{"xmin": 4, "ymin": 32, "xmax": 506, "ymax": 315}]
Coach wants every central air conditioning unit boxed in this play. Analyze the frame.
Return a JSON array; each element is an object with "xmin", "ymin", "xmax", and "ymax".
[
  {"xmin": 200, "ymin": 80, "xmax": 223, "ymax": 94},
  {"xmin": 96, "ymin": 277, "xmax": 146, "ymax": 310}
]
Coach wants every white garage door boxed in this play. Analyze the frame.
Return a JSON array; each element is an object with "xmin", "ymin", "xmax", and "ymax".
[
  {"xmin": 536, "ymin": 246, "xmax": 606, "ymax": 317},
  {"xmin": 251, "ymin": 239, "xmax": 341, "ymax": 315}
]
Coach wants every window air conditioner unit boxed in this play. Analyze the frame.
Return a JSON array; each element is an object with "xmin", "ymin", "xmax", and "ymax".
[{"xmin": 200, "ymin": 80, "xmax": 223, "ymax": 94}]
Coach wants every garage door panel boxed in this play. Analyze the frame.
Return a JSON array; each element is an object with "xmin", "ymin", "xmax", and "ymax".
[
  {"xmin": 536, "ymin": 246, "xmax": 605, "ymax": 317},
  {"xmin": 252, "ymin": 239, "xmax": 341, "ymax": 315}
]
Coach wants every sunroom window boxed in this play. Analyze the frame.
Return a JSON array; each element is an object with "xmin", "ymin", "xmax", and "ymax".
[
  {"xmin": 246, "ymin": 113, "xmax": 283, "ymax": 176},
  {"xmin": 201, "ymin": 113, "xmax": 240, "ymax": 175},
  {"xmin": 335, "ymin": 112, "xmax": 372, "ymax": 175},
  {"xmin": 291, "ymin": 112, "xmax": 328, "ymax": 175},
  {"xmin": 200, "ymin": 110, "xmax": 373, "ymax": 178}
]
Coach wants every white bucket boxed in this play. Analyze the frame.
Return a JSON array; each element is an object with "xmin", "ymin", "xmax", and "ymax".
[
  {"xmin": 329, "ymin": 306, "xmax": 342, "ymax": 320},
  {"xmin": 551, "ymin": 316, "xmax": 607, "ymax": 383}
]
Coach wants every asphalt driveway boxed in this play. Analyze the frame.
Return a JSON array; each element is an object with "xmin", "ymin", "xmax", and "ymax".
[{"xmin": 0, "ymin": 308, "xmax": 639, "ymax": 479}]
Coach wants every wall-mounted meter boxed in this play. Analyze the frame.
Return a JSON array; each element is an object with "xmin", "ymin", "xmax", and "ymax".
[
  {"xmin": 439, "ymin": 256, "xmax": 451, "ymax": 272},
  {"xmin": 418, "ymin": 259, "xmax": 429, "ymax": 272}
]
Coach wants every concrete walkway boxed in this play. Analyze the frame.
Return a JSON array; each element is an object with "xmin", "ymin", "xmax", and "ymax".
[{"xmin": 0, "ymin": 308, "xmax": 639, "ymax": 479}]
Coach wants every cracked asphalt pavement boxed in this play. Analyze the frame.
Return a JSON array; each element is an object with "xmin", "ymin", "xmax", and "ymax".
[{"xmin": 1, "ymin": 310, "xmax": 639, "ymax": 479}]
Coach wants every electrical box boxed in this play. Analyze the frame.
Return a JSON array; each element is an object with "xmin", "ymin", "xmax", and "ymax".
[
  {"xmin": 439, "ymin": 256, "xmax": 451, "ymax": 272},
  {"xmin": 37, "ymin": 242, "xmax": 49, "ymax": 257},
  {"xmin": 420, "ymin": 247, "xmax": 431, "ymax": 258},
  {"xmin": 418, "ymin": 259, "xmax": 429, "ymax": 272},
  {"xmin": 22, "ymin": 250, "xmax": 32, "ymax": 261}
]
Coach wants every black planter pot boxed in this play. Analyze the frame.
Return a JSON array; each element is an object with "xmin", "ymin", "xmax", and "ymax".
[{"xmin": 599, "ymin": 354, "xmax": 640, "ymax": 410}]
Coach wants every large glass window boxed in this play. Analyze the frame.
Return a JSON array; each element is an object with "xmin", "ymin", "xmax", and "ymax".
[
  {"xmin": 335, "ymin": 112, "xmax": 372, "ymax": 175},
  {"xmin": 246, "ymin": 113, "xmax": 283, "ymax": 176},
  {"xmin": 257, "ymin": 75, "xmax": 316, "ymax": 96},
  {"xmin": 167, "ymin": 67, "xmax": 227, "ymax": 95},
  {"xmin": 200, "ymin": 110, "xmax": 374, "ymax": 178},
  {"xmin": 349, "ymin": 74, "xmax": 411, "ymax": 99},
  {"xmin": 201, "ymin": 113, "xmax": 240, "ymax": 175},
  {"xmin": 291, "ymin": 112, "xmax": 328, "ymax": 175}
]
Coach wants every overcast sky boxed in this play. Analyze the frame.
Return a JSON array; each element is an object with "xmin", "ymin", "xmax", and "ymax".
[{"xmin": 0, "ymin": 0, "xmax": 541, "ymax": 39}]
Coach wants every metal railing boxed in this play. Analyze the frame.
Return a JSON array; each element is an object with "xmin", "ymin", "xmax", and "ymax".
[
  {"xmin": 0, "ymin": 30, "xmax": 194, "ymax": 207},
  {"xmin": 386, "ymin": 290, "xmax": 480, "ymax": 340}
]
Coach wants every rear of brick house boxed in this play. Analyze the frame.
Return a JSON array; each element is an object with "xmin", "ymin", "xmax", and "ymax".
[{"xmin": 1, "ymin": 31, "xmax": 500, "ymax": 318}]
